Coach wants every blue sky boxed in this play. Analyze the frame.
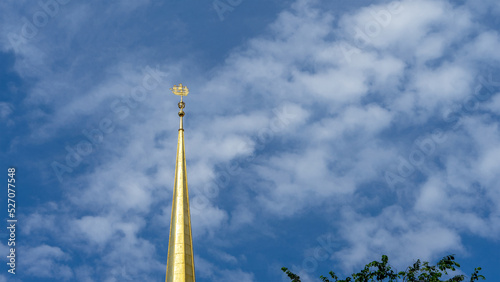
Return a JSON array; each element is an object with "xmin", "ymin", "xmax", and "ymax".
[{"xmin": 1, "ymin": 0, "xmax": 500, "ymax": 281}]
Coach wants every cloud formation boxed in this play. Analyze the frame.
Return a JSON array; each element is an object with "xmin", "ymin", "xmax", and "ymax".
[{"xmin": 1, "ymin": 0, "xmax": 500, "ymax": 281}]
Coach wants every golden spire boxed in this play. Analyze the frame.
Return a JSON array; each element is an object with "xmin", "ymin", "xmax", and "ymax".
[{"xmin": 166, "ymin": 84, "xmax": 195, "ymax": 282}]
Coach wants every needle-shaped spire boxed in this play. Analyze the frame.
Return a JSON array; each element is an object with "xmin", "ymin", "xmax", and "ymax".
[{"xmin": 166, "ymin": 84, "xmax": 195, "ymax": 282}]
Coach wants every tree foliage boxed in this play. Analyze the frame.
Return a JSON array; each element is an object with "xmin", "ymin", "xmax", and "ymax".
[{"xmin": 282, "ymin": 255, "xmax": 485, "ymax": 282}]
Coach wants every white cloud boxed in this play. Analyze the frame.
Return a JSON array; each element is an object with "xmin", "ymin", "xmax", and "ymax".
[
  {"xmin": 0, "ymin": 102, "xmax": 13, "ymax": 120},
  {"xmin": 411, "ymin": 63, "xmax": 473, "ymax": 108},
  {"xmin": 191, "ymin": 201, "xmax": 229, "ymax": 239},
  {"xmin": 341, "ymin": 1, "xmax": 473, "ymax": 58},
  {"xmin": 333, "ymin": 206, "xmax": 464, "ymax": 273},
  {"xmin": 73, "ymin": 215, "xmax": 116, "ymax": 245},
  {"xmin": 22, "ymin": 212, "xmax": 56, "ymax": 235},
  {"xmin": 196, "ymin": 256, "xmax": 255, "ymax": 282},
  {"xmin": 21, "ymin": 244, "xmax": 73, "ymax": 280}
]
